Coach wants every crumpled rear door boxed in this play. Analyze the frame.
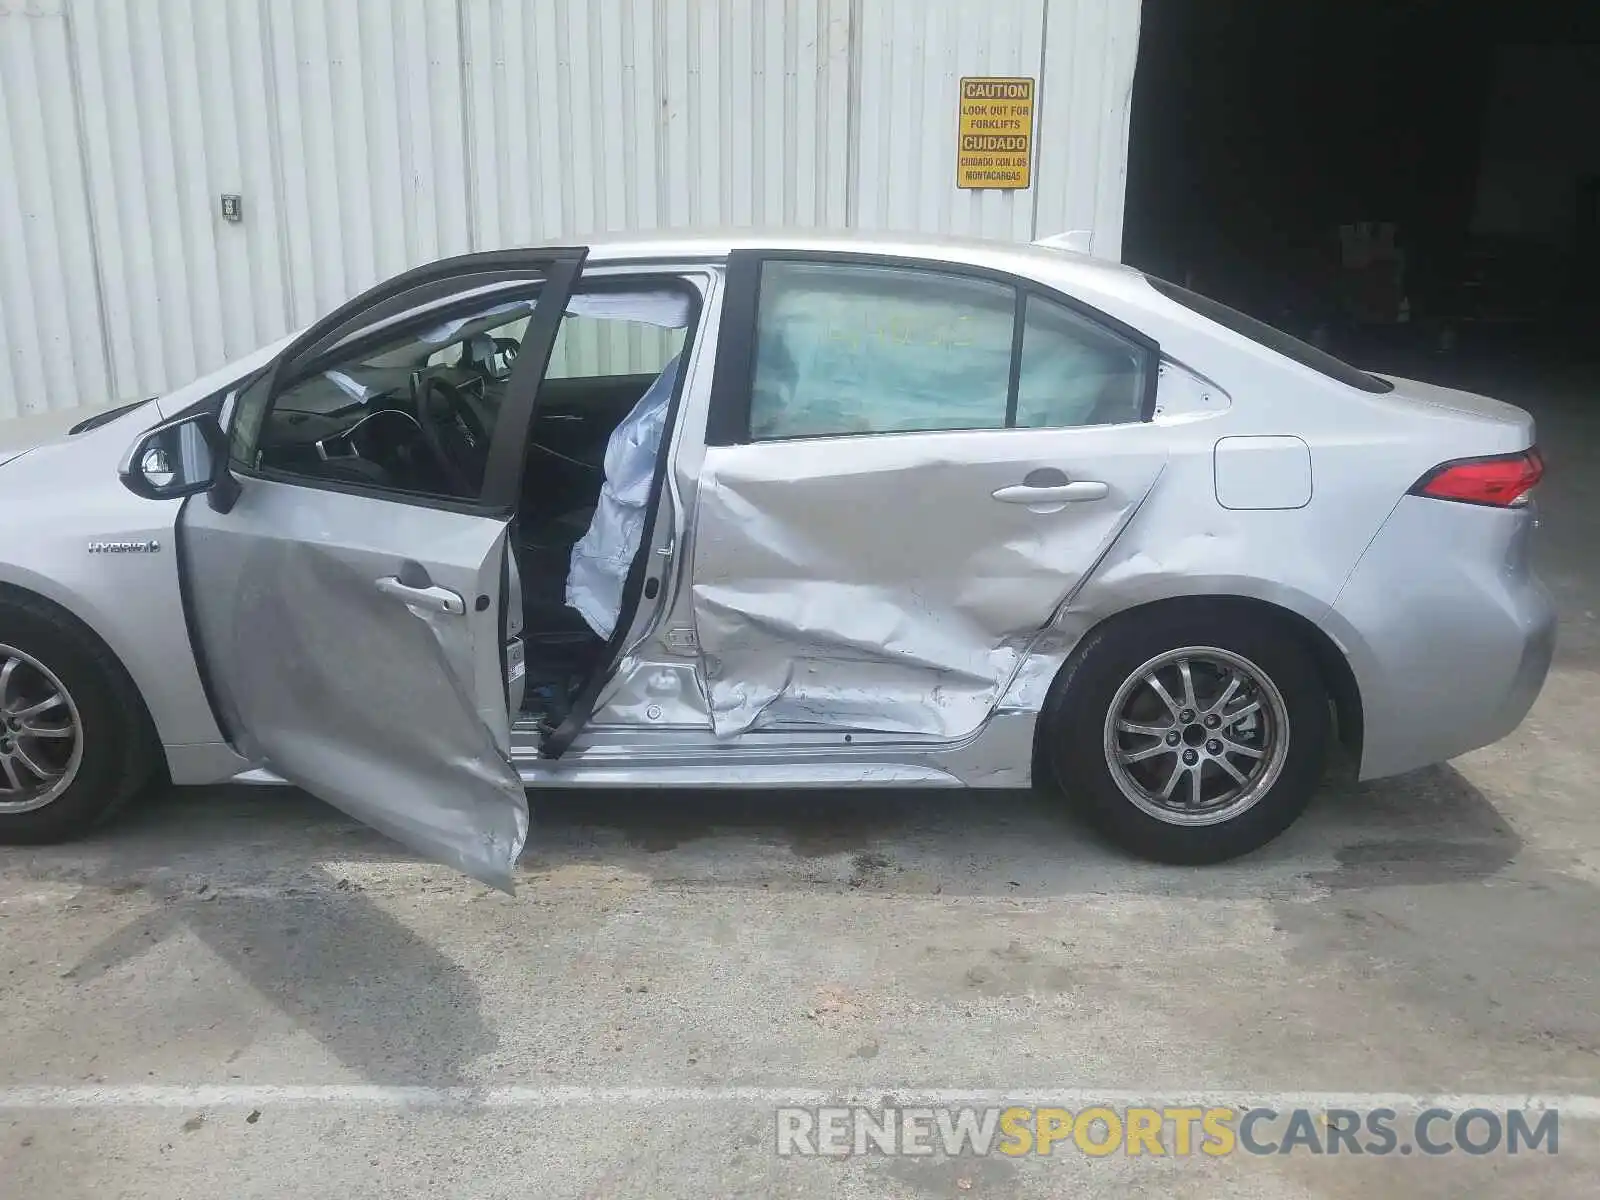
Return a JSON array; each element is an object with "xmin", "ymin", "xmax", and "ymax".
[
  {"xmin": 688, "ymin": 250, "xmax": 1169, "ymax": 741},
  {"xmin": 691, "ymin": 427, "xmax": 1168, "ymax": 739}
]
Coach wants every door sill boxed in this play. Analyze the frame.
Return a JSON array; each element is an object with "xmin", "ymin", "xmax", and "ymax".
[
  {"xmin": 508, "ymin": 710, "xmax": 1038, "ymax": 788},
  {"xmin": 226, "ymin": 714, "xmax": 1039, "ymax": 791},
  {"xmin": 515, "ymin": 759, "xmax": 965, "ymax": 788}
]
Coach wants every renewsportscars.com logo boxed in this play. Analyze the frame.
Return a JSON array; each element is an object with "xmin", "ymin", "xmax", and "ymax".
[{"xmin": 775, "ymin": 1105, "xmax": 1560, "ymax": 1158}]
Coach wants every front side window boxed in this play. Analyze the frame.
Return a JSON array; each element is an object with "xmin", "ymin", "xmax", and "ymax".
[
  {"xmin": 746, "ymin": 260, "xmax": 1153, "ymax": 440},
  {"xmin": 231, "ymin": 296, "xmax": 541, "ymax": 502}
]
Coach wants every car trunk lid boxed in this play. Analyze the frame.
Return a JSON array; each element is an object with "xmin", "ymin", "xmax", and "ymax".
[
  {"xmin": 1370, "ymin": 373, "xmax": 1537, "ymax": 458},
  {"xmin": 1371, "ymin": 372, "xmax": 1534, "ymax": 430}
]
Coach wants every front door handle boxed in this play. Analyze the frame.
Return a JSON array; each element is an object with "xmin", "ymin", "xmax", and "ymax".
[
  {"xmin": 991, "ymin": 480, "xmax": 1109, "ymax": 504},
  {"xmin": 375, "ymin": 576, "xmax": 466, "ymax": 616}
]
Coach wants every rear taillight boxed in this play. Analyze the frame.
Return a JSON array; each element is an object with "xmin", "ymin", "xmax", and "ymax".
[{"xmin": 1409, "ymin": 448, "xmax": 1544, "ymax": 508}]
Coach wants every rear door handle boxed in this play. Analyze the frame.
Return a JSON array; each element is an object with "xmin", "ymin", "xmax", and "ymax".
[
  {"xmin": 375, "ymin": 576, "xmax": 466, "ymax": 616},
  {"xmin": 991, "ymin": 481, "xmax": 1109, "ymax": 504}
]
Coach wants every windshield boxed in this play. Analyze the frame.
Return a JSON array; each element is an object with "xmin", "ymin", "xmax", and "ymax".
[{"xmin": 67, "ymin": 398, "xmax": 156, "ymax": 436}]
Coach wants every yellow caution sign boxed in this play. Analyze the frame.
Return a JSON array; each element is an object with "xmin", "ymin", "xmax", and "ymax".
[{"xmin": 957, "ymin": 77, "xmax": 1034, "ymax": 189}]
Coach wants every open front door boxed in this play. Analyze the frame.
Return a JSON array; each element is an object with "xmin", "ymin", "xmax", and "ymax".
[{"xmin": 174, "ymin": 249, "xmax": 586, "ymax": 890}]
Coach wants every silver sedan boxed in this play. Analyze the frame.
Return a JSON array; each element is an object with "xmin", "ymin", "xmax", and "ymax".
[{"xmin": 0, "ymin": 231, "xmax": 1555, "ymax": 887}]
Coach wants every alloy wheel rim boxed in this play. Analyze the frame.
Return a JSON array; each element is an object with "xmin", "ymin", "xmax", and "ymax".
[
  {"xmin": 0, "ymin": 645, "xmax": 85, "ymax": 814},
  {"xmin": 1102, "ymin": 645, "xmax": 1290, "ymax": 827}
]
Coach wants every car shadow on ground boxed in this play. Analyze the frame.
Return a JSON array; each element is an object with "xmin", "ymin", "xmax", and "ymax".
[
  {"xmin": 57, "ymin": 881, "xmax": 498, "ymax": 1086},
  {"xmin": 0, "ymin": 763, "xmax": 1530, "ymax": 1088}
]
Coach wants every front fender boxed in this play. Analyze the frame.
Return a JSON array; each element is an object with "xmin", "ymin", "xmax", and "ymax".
[{"xmin": 0, "ymin": 411, "xmax": 225, "ymax": 754}]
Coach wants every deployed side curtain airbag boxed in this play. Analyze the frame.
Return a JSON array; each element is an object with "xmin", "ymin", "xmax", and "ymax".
[
  {"xmin": 564, "ymin": 291, "xmax": 692, "ymax": 327},
  {"xmin": 749, "ymin": 263, "xmax": 1016, "ymax": 439},
  {"xmin": 565, "ymin": 355, "xmax": 681, "ymax": 638}
]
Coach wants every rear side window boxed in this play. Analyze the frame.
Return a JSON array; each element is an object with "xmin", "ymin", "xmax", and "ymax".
[
  {"xmin": 1144, "ymin": 275, "xmax": 1394, "ymax": 393},
  {"xmin": 750, "ymin": 262, "xmax": 1015, "ymax": 438},
  {"xmin": 745, "ymin": 260, "xmax": 1154, "ymax": 440}
]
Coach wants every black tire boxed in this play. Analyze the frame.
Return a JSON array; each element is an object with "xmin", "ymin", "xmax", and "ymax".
[
  {"xmin": 0, "ymin": 593, "xmax": 159, "ymax": 843},
  {"xmin": 1039, "ymin": 604, "xmax": 1330, "ymax": 864}
]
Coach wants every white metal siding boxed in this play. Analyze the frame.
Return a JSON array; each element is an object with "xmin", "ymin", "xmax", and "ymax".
[
  {"xmin": 853, "ymin": 0, "xmax": 1045, "ymax": 240},
  {"xmin": 0, "ymin": 0, "xmax": 109, "ymax": 418},
  {"xmin": 0, "ymin": 0, "xmax": 1141, "ymax": 418},
  {"xmin": 1033, "ymin": 0, "xmax": 1143, "ymax": 259}
]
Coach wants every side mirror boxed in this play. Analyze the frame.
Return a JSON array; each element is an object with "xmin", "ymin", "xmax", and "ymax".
[{"xmin": 118, "ymin": 412, "xmax": 229, "ymax": 501}]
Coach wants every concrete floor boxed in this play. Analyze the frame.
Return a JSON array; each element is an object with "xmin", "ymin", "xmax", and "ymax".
[{"xmin": 2, "ymin": 359, "xmax": 1599, "ymax": 1197}]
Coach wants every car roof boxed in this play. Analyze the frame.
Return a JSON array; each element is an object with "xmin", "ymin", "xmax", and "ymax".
[{"xmin": 579, "ymin": 226, "xmax": 1146, "ymax": 292}]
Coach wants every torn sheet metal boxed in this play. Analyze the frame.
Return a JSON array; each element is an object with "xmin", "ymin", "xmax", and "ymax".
[
  {"xmin": 690, "ymin": 432, "xmax": 1168, "ymax": 739},
  {"xmin": 180, "ymin": 489, "xmax": 528, "ymax": 892},
  {"xmin": 566, "ymin": 355, "xmax": 681, "ymax": 638}
]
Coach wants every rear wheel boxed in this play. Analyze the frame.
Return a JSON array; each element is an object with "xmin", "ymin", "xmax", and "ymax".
[
  {"xmin": 0, "ymin": 597, "xmax": 157, "ymax": 843},
  {"xmin": 1041, "ymin": 607, "xmax": 1329, "ymax": 863}
]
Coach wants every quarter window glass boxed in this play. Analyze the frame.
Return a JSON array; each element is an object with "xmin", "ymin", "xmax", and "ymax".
[
  {"xmin": 749, "ymin": 262, "xmax": 1016, "ymax": 439},
  {"xmin": 1015, "ymin": 295, "xmax": 1148, "ymax": 428}
]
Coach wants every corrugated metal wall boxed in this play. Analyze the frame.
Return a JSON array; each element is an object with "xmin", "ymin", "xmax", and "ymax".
[{"xmin": 0, "ymin": 0, "xmax": 1141, "ymax": 419}]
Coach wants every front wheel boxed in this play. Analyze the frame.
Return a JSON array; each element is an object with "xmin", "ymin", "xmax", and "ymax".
[
  {"xmin": 1040, "ymin": 607, "xmax": 1330, "ymax": 863},
  {"xmin": 0, "ymin": 596, "xmax": 158, "ymax": 843}
]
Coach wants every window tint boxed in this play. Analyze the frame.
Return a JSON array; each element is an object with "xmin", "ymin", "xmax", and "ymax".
[
  {"xmin": 750, "ymin": 262, "xmax": 1016, "ymax": 439},
  {"xmin": 1015, "ymin": 294, "xmax": 1148, "ymax": 427},
  {"xmin": 1143, "ymin": 275, "xmax": 1394, "ymax": 393}
]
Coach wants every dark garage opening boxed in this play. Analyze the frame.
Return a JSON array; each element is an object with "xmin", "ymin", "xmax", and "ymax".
[{"xmin": 1121, "ymin": 0, "xmax": 1600, "ymax": 381}]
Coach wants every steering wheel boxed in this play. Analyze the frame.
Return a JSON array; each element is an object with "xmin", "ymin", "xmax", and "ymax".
[{"xmin": 416, "ymin": 376, "xmax": 491, "ymax": 495}]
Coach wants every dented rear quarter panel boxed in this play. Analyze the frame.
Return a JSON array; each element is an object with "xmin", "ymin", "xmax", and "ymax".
[{"xmin": 995, "ymin": 264, "xmax": 1542, "ymax": 748}]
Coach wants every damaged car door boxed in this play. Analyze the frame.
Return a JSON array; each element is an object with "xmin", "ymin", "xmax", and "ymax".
[
  {"xmin": 154, "ymin": 251, "xmax": 584, "ymax": 889},
  {"xmin": 691, "ymin": 252, "xmax": 1170, "ymax": 740}
]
